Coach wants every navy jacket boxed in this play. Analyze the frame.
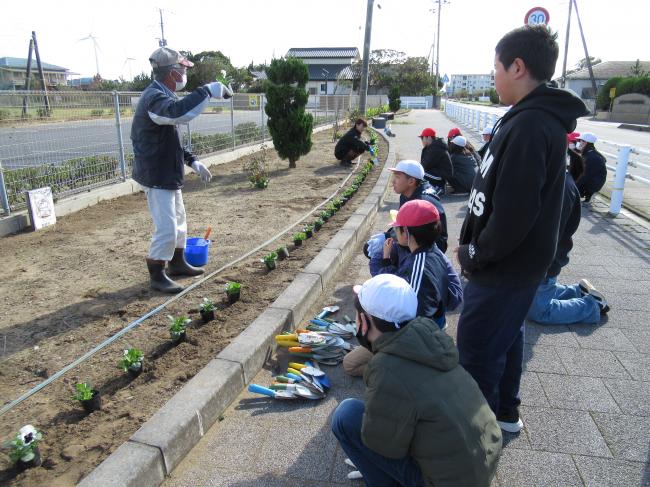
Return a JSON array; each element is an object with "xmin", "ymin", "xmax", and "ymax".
[
  {"xmin": 369, "ymin": 244, "xmax": 461, "ymax": 327},
  {"xmin": 547, "ymin": 174, "xmax": 582, "ymax": 278},
  {"xmin": 448, "ymin": 153, "xmax": 477, "ymax": 193},
  {"xmin": 458, "ymin": 83, "xmax": 589, "ymax": 286},
  {"xmin": 575, "ymin": 146, "xmax": 607, "ymax": 197},
  {"xmin": 335, "ymin": 127, "xmax": 367, "ymax": 160},
  {"xmin": 421, "ymin": 138, "xmax": 453, "ymax": 189},
  {"xmin": 400, "ymin": 181, "xmax": 448, "ymax": 253},
  {"xmin": 131, "ymin": 81, "xmax": 211, "ymax": 189}
]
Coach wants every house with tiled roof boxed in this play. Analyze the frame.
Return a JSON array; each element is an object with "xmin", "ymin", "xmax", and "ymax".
[
  {"xmin": 286, "ymin": 47, "xmax": 360, "ymax": 95},
  {"xmin": 562, "ymin": 60, "xmax": 650, "ymax": 99},
  {"xmin": 0, "ymin": 57, "xmax": 72, "ymax": 90}
]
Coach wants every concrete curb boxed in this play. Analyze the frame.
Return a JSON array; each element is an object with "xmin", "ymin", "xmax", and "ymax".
[
  {"xmin": 77, "ymin": 128, "xmax": 396, "ymax": 487},
  {"xmin": 1, "ymin": 124, "xmax": 334, "ymax": 238}
]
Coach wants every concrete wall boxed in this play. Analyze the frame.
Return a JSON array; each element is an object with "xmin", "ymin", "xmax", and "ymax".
[{"xmin": 611, "ymin": 94, "xmax": 650, "ymax": 125}]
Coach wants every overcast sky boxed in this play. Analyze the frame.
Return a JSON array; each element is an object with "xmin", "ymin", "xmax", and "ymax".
[{"xmin": 2, "ymin": 0, "xmax": 649, "ymax": 82}]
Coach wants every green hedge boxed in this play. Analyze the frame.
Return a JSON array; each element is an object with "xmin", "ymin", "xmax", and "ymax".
[{"xmin": 597, "ymin": 75, "xmax": 650, "ymax": 110}]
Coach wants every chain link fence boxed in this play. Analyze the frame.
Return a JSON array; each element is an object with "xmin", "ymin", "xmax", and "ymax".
[{"xmin": 0, "ymin": 90, "xmax": 388, "ymax": 216}]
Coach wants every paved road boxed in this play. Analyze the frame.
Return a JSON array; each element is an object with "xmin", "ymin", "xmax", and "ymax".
[{"xmin": 164, "ymin": 109, "xmax": 650, "ymax": 486}]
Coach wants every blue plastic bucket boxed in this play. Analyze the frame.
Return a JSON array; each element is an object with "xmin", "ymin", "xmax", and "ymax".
[{"xmin": 185, "ymin": 237, "xmax": 211, "ymax": 267}]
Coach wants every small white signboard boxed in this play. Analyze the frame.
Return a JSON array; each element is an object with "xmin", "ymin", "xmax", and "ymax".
[{"xmin": 27, "ymin": 187, "xmax": 56, "ymax": 230}]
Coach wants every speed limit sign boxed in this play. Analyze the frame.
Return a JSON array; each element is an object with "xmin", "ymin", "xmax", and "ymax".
[{"xmin": 525, "ymin": 6, "xmax": 550, "ymax": 26}]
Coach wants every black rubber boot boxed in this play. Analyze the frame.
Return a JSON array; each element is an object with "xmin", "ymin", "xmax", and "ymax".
[
  {"xmin": 146, "ymin": 258, "xmax": 183, "ymax": 294},
  {"xmin": 167, "ymin": 248, "xmax": 205, "ymax": 277}
]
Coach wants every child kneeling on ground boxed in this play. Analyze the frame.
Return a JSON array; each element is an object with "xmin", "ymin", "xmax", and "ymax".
[
  {"xmin": 345, "ymin": 199, "xmax": 462, "ymax": 376},
  {"xmin": 331, "ymin": 274, "xmax": 502, "ymax": 487}
]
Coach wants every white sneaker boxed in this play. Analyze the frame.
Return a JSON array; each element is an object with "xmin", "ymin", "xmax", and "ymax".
[
  {"xmin": 344, "ymin": 458, "xmax": 356, "ymax": 468},
  {"xmin": 347, "ymin": 471, "xmax": 363, "ymax": 480},
  {"xmin": 497, "ymin": 418, "xmax": 524, "ymax": 433}
]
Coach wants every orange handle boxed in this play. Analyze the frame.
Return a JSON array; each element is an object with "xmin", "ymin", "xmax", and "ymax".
[
  {"xmin": 204, "ymin": 226, "xmax": 212, "ymax": 240},
  {"xmin": 289, "ymin": 346, "xmax": 312, "ymax": 353}
]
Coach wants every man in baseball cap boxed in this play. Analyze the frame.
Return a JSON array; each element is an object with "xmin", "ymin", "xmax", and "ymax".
[
  {"xmin": 131, "ymin": 46, "xmax": 233, "ymax": 293},
  {"xmin": 478, "ymin": 125, "xmax": 494, "ymax": 159},
  {"xmin": 332, "ymin": 274, "xmax": 501, "ymax": 486},
  {"xmin": 419, "ymin": 127, "xmax": 453, "ymax": 193}
]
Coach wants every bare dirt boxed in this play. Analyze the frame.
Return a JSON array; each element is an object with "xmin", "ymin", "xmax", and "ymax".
[{"xmin": 0, "ymin": 128, "xmax": 387, "ymax": 486}]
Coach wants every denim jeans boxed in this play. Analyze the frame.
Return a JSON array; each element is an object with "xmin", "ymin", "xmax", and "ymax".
[
  {"xmin": 457, "ymin": 280, "xmax": 538, "ymax": 418},
  {"xmin": 331, "ymin": 398, "xmax": 424, "ymax": 487},
  {"xmin": 527, "ymin": 277, "xmax": 601, "ymax": 325}
]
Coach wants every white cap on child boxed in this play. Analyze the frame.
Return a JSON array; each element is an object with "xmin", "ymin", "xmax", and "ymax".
[{"xmin": 353, "ymin": 274, "xmax": 418, "ymax": 328}]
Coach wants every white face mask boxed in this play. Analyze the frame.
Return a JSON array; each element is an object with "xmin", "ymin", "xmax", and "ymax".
[
  {"xmin": 576, "ymin": 141, "xmax": 585, "ymax": 150},
  {"xmin": 568, "ymin": 143, "xmax": 576, "ymax": 150},
  {"xmin": 175, "ymin": 73, "xmax": 187, "ymax": 91}
]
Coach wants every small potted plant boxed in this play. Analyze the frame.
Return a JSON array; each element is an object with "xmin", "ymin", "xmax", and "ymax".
[
  {"xmin": 313, "ymin": 218, "xmax": 324, "ymax": 232},
  {"xmin": 199, "ymin": 297, "xmax": 216, "ymax": 323},
  {"xmin": 169, "ymin": 315, "xmax": 190, "ymax": 344},
  {"xmin": 4, "ymin": 425, "xmax": 43, "ymax": 470},
  {"xmin": 119, "ymin": 348, "xmax": 144, "ymax": 378},
  {"xmin": 332, "ymin": 197, "xmax": 343, "ymax": 209},
  {"xmin": 325, "ymin": 202, "xmax": 337, "ymax": 215},
  {"xmin": 319, "ymin": 210, "xmax": 330, "ymax": 222},
  {"xmin": 225, "ymin": 281, "xmax": 241, "ymax": 304},
  {"xmin": 72, "ymin": 382, "xmax": 101, "ymax": 413},
  {"xmin": 276, "ymin": 246, "xmax": 289, "ymax": 260},
  {"xmin": 303, "ymin": 224, "xmax": 314, "ymax": 238},
  {"xmin": 293, "ymin": 232, "xmax": 306, "ymax": 247},
  {"xmin": 263, "ymin": 251, "xmax": 278, "ymax": 270}
]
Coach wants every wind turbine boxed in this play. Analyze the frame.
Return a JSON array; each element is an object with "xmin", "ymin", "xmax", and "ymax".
[
  {"xmin": 123, "ymin": 57, "xmax": 136, "ymax": 80},
  {"xmin": 78, "ymin": 33, "xmax": 101, "ymax": 76}
]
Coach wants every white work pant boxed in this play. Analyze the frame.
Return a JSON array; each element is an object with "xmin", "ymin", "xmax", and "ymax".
[{"xmin": 144, "ymin": 187, "xmax": 187, "ymax": 261}]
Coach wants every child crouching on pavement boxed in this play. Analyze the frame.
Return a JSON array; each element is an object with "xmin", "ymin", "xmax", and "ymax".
[
  {"xmin": 331, "ymin": 274, "xmax": 502, "ymax": 487},
  {"xmin": 344, "ymin": 199, "xmax": 462, "ymax": 377}
]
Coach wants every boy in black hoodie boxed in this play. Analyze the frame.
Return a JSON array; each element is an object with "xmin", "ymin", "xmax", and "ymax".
[{"xmin": 456, "ymin": 25, "xmax": 589, "ymax": 433}]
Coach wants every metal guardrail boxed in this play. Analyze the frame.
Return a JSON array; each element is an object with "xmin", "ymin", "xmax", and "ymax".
[
  {"xmin": 0, "ymin": 91, "xmax": 383, "ymax": 217},
  {"xmin": 444, "ymin": 101, "xmax": 650, "ymax": 216}
]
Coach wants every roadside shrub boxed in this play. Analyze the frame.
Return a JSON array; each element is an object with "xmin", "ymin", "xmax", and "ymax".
[
  {"xmin": 0, "ymin": 109, "xmax": 11, "ymax": 120},
  {"xmin": 90, "ymin": 109, "xmax": 104, "ymax": 117},
  {"xmin": 184, "ymin": 132, "xmax": 232, "ymax": 155},
  {"xmin": 489, "ymin": 88, "xmax": 499, "ymax": 104},
  {"xmin": 235, "ymin": 122, "xmax": 262, "ymax": 145},
  {"xmin": 388, "ymin": 86, "xmax": 401, "ymax": 112}
]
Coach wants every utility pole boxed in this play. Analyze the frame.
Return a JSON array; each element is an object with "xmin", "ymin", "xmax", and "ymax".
[
  {"xmin": 32, "ymin": 31, "xmax": 50, "ymax": 114},
  {"xmin": 159, "ymin": 8, "xmax": 167, "ymax": 47},
  {"xmin": 359, "ymin": 0, "xmax": 374, "ymax": 116},
  {"xmin": 572, "ymin": 0, "xmax": 598, "ymax": 106},
  {"xmin": 560, "ymin": 0, "xmax": 572, "ymax": 88},
  {"xmin": 22, "ymin": 37, "xmax": 35, "ymax": 117},
  {"xmin": 434, "ymin": 0, "xmax": 443, "ymax": 109}
]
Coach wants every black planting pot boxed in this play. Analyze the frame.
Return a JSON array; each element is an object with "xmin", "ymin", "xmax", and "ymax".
[
  {"xmin": 320, "ymin": 214, "xmax": 329, "ymax": 222},
  {"xmin": 265, "ymin": 260, "xmax": 276, "ymax": 271},
  {"xmin": 277, "ymin": 248, "xmax": 289, "ymax": 260},
  {"xmin": 16, "ymin": 447, "xmax": 42, "ymax": 471},
  {"xmin": 227, "ymin": 291, "xmax": 240, "ymax": 304},
  {"xmin": 304, "ymin": 230, "xmax": 313, "ymax": 238},
  {"xmin": 81, "ymin": 390, "xmax": 102, "ymax": 413},
  {"xmin": 128, "ymin": 363, "xmax": 143, "ymax": 378},
  {"xmin": 171, "ymin": 331, "xmax": 186, "ymax": 344},
  {"xmin": 200, "ymin": 309, "xmax": 215, "ymax": 323},
  {"xmin": 293, "ymin": 239, "xmax": 303, "ymax": 247},
  {"xmin": 314, "ymin": 222, "xmax": 322, "ymax": 232}
]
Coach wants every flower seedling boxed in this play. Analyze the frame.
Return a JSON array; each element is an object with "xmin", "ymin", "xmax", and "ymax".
[
  {"xmin": 332, "ymin": 197, "xmax": 343, "ymax": 209},
  {"xmin": 303, "ymin": 224, "xmax": 314, "ymax": 238},
  {"xmin": 225, "ymin": 281, "xmax": 241, "ymax": 303},
  {"xmin": 319, "ymin": 210, "xmax": 331, "ymax": 222},
  {"xmin": 314, "ymin": 218, "xmax": 324, "ymax": 231},
  {"xmin": 263, "ymin": 251, "xmax": 278, "ymax": 270},
  {"xmin": 199, "ymin": 298, "xmax": 216, "ymax": 323},
  {"xmin": 4, "ymin": 425, "xmax": 43, "ymax": 469},
  {"xmin": 293, "ymin": 232, "xmax": 307, "ymax": 246},
  {"xmin": 119, "ymin": 348, "xmax": 144, "ymax": 376},
  {"xmin": 72, "ymin": 382, "xmax": 101, "ymax": 413},
  {"xmin": 169, "ymin": 315, "xmax": 190, "ymax": 343},
  {"xmin": 276, "ymin": 246, "xmax": 289, "ymax": 260}
]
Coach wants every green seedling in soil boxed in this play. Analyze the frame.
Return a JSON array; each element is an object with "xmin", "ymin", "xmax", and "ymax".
[
  {"xmin": 276, "ymin": 246, "xmax": 289, "ymax": 260},
  {"xmin": 293, "ymin": 232, "xmax": 307, "ymax": 243},
  {"xmin": 119, "ymin": 348, "xmax": 144, "ymax": 373},
  {"xmin": 263, "ymin": 251, "xmax": 278, "ymax": 264},
  {"xmin": 199, "ymin": 297, "xmax": 215, "ymax": 313},
  {"xmin": 314, "ymin": 218, "xmax": 324, "ymax": 230},
  {"xmin": 168, "ymin": 315, "xmax": 190, "ymax": 338},
  {"xmin": 72, "ymin": 382, "xmax": 94, "ymax": 401},
  {"xmin": 4, "ymin": 425, "xmax": 42, "ymax": 464},
  {"xmin": 225, "ymin": 281, "xmax": 241, "ymax": 294},
  {"xmin": 319, "ymin": 210, "xmax": 331, "ymax": 221},
  {"xmin": 332, "ymin": 197, "xmax": 343, "ymax": 209},
  {"xmin": 303, "ymin": 224, "xmax": 314, "ymax": 238},
  {"xmin": 325, "ymin": 202, "xmax": 337, "ymax": 214}
]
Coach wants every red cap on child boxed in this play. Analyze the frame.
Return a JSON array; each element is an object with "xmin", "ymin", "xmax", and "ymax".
[
  {"xmin": 448, "ymin": 127, "xmax": 462, "ymax": 138},
  {"xmin": 391, "ymin": 200, "xmax": 440, "ymax": 227}
]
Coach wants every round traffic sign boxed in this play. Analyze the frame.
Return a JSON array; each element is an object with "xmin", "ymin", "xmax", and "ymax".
[{"xmin": 525, "ymin": 6, "xmax": 550, "ymax": 26}]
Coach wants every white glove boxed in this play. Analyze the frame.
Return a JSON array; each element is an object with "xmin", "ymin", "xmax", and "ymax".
[
  {"xmin": 366, "ymin": 232, "xmax": 386, "ymax": 258},
  {"xmin": 191, "ymin": 161, "xmax": 212, "ymax": 183},
  {"xmin": 205, "ymin": 81, "xmax": 233, "ymax": 99}
]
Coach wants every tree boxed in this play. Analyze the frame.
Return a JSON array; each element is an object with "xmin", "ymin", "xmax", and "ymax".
[
  {"xmin": 130, "ymin": 72, "xmax": 152, "ymax": 91},
  {"xmin": 630, "ymin": 59, "xmax": 648, "ymax": 77},
  {"xmin": 181, "ymin": 50, "xmax": 233, "ymax": 91},
  {"xmin": 489, "ymin": 88, "xmax": 499, "ymax": 105},
  {"xmin": 388, "ymin": 86, "xmax": 401, "ymax": 112},
  {"xmin": 566, "ymin": 56, "xmax": 602, "ymax": 76},
  {"xmin": 265, "ymin": 57, "xmax": 313, "ymax": 168},
  {"xmin": 395, "ymin": 57, "xmax": 435, "ymax": 95}
]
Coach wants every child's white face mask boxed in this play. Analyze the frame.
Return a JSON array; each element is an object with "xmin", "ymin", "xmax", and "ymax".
[{"xmin": 569, "ymin": 143, "xmax": 576, "ymax": 150}]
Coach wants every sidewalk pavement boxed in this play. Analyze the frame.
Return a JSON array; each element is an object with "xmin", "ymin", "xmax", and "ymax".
[{"xmin": 164, "ymin": 110, "xmax": 650, "ymax": 487}]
